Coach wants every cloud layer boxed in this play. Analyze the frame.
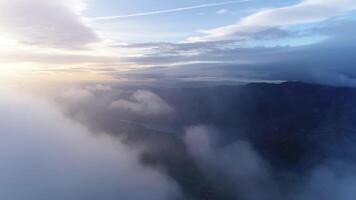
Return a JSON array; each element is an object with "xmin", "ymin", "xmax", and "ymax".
[{"xmin": 0, "ymin": 88, "xmax": 181, "ymax": 200}]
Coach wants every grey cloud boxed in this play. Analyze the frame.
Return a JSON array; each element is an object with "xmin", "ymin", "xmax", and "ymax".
[
  {"xmin": 184, "ymin": 125, "xmax": 280, "ymax": 200},
  {"xmin": 298, "ymin": 161, "xmax": 356, "ymax": 200},
  {"xmin": 29, "ymin": 81, "xmax": 356, "ymax": 200},
  {"xmin": 250, "ymin": 27, "xmax": 299, "ymax": 40},
  {"xmin": 184, "ymin": 125, "xmax": 356, "ymax": 200}
]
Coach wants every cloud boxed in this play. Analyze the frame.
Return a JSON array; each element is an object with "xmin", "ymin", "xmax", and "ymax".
[
  {"xmin": 189, "ymin": 0, "xmax": 356, "ymax": 42},
  {"xmin": 60, "ymin": 84, "xmax": 112, "ymax": 103},
  {"xmin": 86, "ymin": 84, "xmax": 112, "ymax": 92},
  {"xmin": 183, "ymin": 125, "xmax": 356, "ymax": 200},
  {"xmin": 0, "ymin": 88, "xmax": 181, "ymax": 200},
  {"xmin": 111, "ymin": 90, "xmax": 173, "ymax": 116},
  {"xmin": 0, "ymin": 0, "xmax": 98, "ymax": 48},
  {"xmin": 184, "ymin": 125, "xmax": 280, "ymax": 200},
  {"xmin": 299, "ymin": 161, "xmax": 356, "ymax": 200},
  {"xmin": 91, "ymin": 0, "xmax": 251, "ymax": 20},
  {"xmin": 14, "ymin": 81, "xmax": 356, "ymax": 200},
  {"xmin": 184, "ymin": 126, "xmax": 216, "ymax": 156},
  {"xmin": 217, "ymin": 9, "xmax": 229, "ymax": 15},
  {"xmin": 61, "ymin": 87, "xmax": 94, "ymax": 102}
]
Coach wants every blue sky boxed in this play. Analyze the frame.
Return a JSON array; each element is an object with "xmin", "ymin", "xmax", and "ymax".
[
  {"xmin": 0, "ymin": 0, "xmax": 356, "ymax": 84},
  {"xmin": 87, "ymin": 0, "xmax": 300, "ymax": 43}
]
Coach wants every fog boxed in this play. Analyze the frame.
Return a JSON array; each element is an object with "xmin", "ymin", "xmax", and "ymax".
[
  {"xmin": 2, "ymin": 82, "xmax": 356, "ymax": 200},
  {"xmin": 183, "ymin": 125, "xmax": 356, "ymax": 200},
  {"xmin": 184, "ymin": 125, "xmax": 280, "ymax": 200},
  {"xmin": 0, "ymin": 88, "xmax": 181, "ymax": 200},
  {"xmin": 52, "ymin": 83, "xmax": 356, "ymax": 200}
]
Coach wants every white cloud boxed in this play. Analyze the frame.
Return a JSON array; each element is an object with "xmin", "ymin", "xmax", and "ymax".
[
  {"xmin": 111, "ymin": 90, "xmax": 173, "ymax": 116},
  {"xmin": 189, "ymin": 0, "xmax": 356, "ymax": 42},
  {"xmin": 0, "ymin": 88, "xmax": 181, "ymax": 200},
  {"xmin": 91, "ymin": 0, "xmax": 250, "ymax": 20},
  {"xmin": 0, "ymin": 0, "xmax": 98, "ymax": 48},
  {"xmin": 217, "ymin": 9, "xmax": 229, "ymax": 14}
]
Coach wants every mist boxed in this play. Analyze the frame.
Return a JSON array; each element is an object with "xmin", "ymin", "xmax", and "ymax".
[
  {"xmin": 47, "ymin": 83, "xmax": 356, "ymax": 200},
  {"xmin": 0, "ymin": 88, "xmax": 181, "ymax": 200},
  {"xmin": 2, "ymin": 81, "xmax": 356, "ymax": 200}
]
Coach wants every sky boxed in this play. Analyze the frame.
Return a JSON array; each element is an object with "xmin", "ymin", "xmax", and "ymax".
[
  {"xmin": 1, "ymin": 2, "xmax": 356, "ymax": 198},
  {"xmin": 0, "ymin": 0, "xmax": 356, "ymax": 85}
]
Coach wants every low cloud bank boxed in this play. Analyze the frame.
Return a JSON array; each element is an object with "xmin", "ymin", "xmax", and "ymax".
[
  {"xmin": 0, "ymin": 88, "xmax": 181, "ymax": 200},
  {"xmin": 184, "ymin": 125, "xmax": 356, "ymax": 200},
  {"xmin": 184, "ymin": 125, "xmax": 279, "ymax": 200},
  {"xmin": 12, "ymin": 83, "xmax": 356, "ymax": 200}
]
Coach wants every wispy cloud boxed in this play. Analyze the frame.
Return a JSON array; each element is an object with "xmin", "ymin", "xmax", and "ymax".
[
  {"xmin": 90, "ymin": 0, "xmax": 251, "ymax": 20},
  {"xmin": 217, "ymin": 9, "xmax": 229, "ymax": 14},
  {"xmin": 189, "ymin": 0, "xmax": 356, "ymax": 42}
]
